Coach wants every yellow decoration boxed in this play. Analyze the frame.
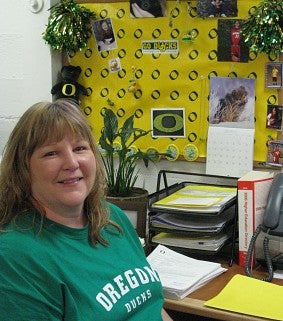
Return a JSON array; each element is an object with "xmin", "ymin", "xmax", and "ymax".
[
  {"xmin": 71, "ymin": 1, "xmax": 279, "ymax": 163},
  {"xmin": 183, "ymin": 144, "xmax": 199, "ymax": 161},
  {"xmin": 166, "ymin": 144, "xmax": 179, "ymax": 161},
  {"xmin": 146, "ymin": 147, "xmax": 161, "ymax": 162},
  {"xmin": 128, "ymin": 66, "xmax": 138, "ymax": 93}
]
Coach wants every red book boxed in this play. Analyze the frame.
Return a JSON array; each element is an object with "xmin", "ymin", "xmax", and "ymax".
[{"xmin": 238, "ymin": 170, "xmax": 274, "ymax": 267}]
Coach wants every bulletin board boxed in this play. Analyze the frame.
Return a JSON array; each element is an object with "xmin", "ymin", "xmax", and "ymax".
[{"xmin": 69, "ymin": 0, "xmax": 280, "ymax": 163}]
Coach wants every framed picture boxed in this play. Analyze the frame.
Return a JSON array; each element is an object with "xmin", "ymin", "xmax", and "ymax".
[
  {"xmin": 209, "ymin": 76, "xmax": 255, "ymax": 125},
  {"xmin": 266, "ymin": 104, "xmax": 282, "ymax": 130},
  {"xmin": 130, "ymin": 0, "xmax": 167, "ymax": 18},
  {"xmin": 265, "ymin": 62, "xmax": 282, "ymax": 88},
  {"xmin": 91, "ymin": 18, "xmax": 117, "ymax": 52},
  {"xmin": 217, "ymin": 19, "xmax": 249, "ymax": 62},
  {"xmin": 267, "ymin": 140, "xmax": 283, "ymax": 167},
  {"xmin": 151, "ymin": 108, "xmax": 185, "ymax": 138},
  {"xmin": 196, "ymin": 0, "xmax": 238, "ymax": 18}
]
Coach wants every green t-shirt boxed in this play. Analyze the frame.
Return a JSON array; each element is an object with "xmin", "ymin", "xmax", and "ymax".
[{"xmin": 0, "ymin": 203, "xmax": 164, "ymax": 320}]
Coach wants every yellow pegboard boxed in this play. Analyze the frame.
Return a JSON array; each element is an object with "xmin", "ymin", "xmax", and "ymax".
[{"xmin": 69, "ymin": 1, "xmax": 280, "ymax": 163}]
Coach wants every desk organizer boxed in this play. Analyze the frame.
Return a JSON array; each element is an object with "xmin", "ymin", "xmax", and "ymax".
[{"xmin": 147, "ymin": 170, "xmax": 239, "ymax": 266}]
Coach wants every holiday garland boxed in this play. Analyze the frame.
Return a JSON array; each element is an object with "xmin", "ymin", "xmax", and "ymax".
[
  {"xmin": 43, "ymin": 0, "xmax": 96, "ymax": 53},
  {"xmin": 241, "ymin": 0, "xmax": 283, "ymax": 57}
]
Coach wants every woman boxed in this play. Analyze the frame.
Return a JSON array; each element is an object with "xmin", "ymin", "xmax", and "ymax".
[
  {"xmin": 0, "ymin": 99, "xmax": 173, "ymax": 321},
  {"xmin": 96, "ymin": 19, "xmax": 117, "ymax": 52},
  {"xmin": 267, "ymin": 106, "xmax": 281, "ymax": 129},
  {"xmin": 100, "ymin": 19, "xmax": 115, "ymax": 45}
]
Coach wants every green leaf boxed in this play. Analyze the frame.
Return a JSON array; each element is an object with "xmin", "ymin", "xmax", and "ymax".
[
  {"xmin": 100, "ymin": 108, "xmax": 118, "ymax": 145},
  {"xmin": 99, "ymin": 108, "xmax": 169, "ymax": 196},
  {"xmin": 120, "ymin": 114, "xmax": 135, "ymax": 147}
]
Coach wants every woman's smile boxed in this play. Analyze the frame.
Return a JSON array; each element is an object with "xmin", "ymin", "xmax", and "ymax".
[{"xmin": 29, "ymin": 131, "xmax": 96, "ymax": 226}]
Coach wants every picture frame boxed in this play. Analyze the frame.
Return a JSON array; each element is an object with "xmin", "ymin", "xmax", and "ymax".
[
  {"xmin": 151, "ymin": 108, "xmax": 185, "ymax": 138},
  {"xmin": 266, "ymin": 140, "xmax": 283, "ymax": 167},
  {"xmin": 196, "ymin": 0, "xmax": 238, "ymax": 18},
  {"xmin": 209, "ymin": 76, "xmax": 255, "ymax": 125},
  {"xmin": 265, "ymin": 62, "xmax": 282, "ymax": 88},
  {"xmin": 217, "ymin": 19, "xmax": 249, "ymax": 63},
  {"xmin": 130, "ymin": 0, "xmax": 167, "ymax": 18},
  {"xmin": 91, "ymin": 18, "xmax": 117, "ymax": 52},
  {"xmin": 266, "ymin": 104, "xmax": 282, "ymax": 130}
]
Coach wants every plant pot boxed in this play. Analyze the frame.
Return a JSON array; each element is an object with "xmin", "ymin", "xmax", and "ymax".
[{"xmin": 106, "ymin": 187, "xmax": 148, "ymax": 238}]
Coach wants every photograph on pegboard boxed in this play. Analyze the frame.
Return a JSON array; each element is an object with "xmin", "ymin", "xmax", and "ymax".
[
  {"xmin": 217, "ymin": 19, "xmax": 249, "ymax": 62},
  {"xmin": 130, "ymin": 0, "xmax": 167, "ymax": 18},
  {"xmin": 91, "ymin": 18, "xmax": 117, "ymax": 52},
  {"xmin": 209, "ymin": 77, "xmax": 255, "ymax": 127},
  {"xmin": 267, "ymin": 140, "xmax": 283, "ymax": 167},
  {"xmin": 109, "ymin": 58, "xmax": 122, "ymax": 73},
  {"xmin": 196, "ymin": 0, "xmax": 238, "ymax": 18},
  {"xmin": 266, "ymin": 105, "xmax": 282, "ymax": 130},
  {"xmin": 265, "ymin": 62, "xmax": 283, "ymax": 88}
]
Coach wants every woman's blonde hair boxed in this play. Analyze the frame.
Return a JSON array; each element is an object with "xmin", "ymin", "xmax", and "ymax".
[{"xmin": 0, "ymin": 99, "xmax": 119, "ymax": 245}]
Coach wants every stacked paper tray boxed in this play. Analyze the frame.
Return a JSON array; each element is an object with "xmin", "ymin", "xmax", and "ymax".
[
  {"xmin": 148, "ymin": 182, "xmax": 237, "ymax": 216},
  {"xmin": 149, "ymin": 209, "xmax": 235, "ymax": 234}
]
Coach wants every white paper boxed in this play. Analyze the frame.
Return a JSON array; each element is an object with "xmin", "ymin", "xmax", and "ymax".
[
  {"xmin": 206, "ymin": 126, "xmax": 254, "ymax": 177},
  {"xmin": 147, "ymin": 244, "xmax": 226, "ymax": 300},
  {"xmin": 152, "ymin": 231, "xmax": 231, "ymax": 252},
  {"xmin": 168, "ymin": 197, "xmax": 221, "ymax": 206}
]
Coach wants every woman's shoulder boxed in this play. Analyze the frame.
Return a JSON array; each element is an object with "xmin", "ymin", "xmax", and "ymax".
[
  {"xmin": 0, "ymin": 223, "xmax": 41, "ymax": 260},
  {"xmin": 0, "ymin": 212, "xmax": 51, "ymax": 253}
]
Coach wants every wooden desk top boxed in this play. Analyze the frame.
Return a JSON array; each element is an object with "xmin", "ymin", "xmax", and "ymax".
[{"xmin": 164, "ymin": 262, "xmax": 283, "ymax": 321}]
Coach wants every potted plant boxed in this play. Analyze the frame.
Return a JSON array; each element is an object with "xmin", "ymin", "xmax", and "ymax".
[
  {"xmin": 98, "ymin": 108, "xmax": 163, "ymax": 237},
  {"xmin": 99, "ymin": 108, "xmax": 162, "ymax": 197}
]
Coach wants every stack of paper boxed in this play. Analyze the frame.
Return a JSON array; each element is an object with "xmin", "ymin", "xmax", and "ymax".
[
  {"xmin": 147, "ymin": 245, "xmax": 227, "ymax": 300},
  {"xmin": 150, "ymin": 208, "xmax": 234, "ymax": 233},
  {"xmin": 151, "ymin": 184, "xmax": 237, "ymax": 214},
  {"xmin": 152, "ymin": 230, "xmax": 232, "ymax": 252}
]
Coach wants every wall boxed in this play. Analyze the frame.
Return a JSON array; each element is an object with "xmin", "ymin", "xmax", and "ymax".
[
  {"xmin": 0, "ymin": 1, "xmax": 279, "ymax": 195},
  {"xmin": 0, "ymin": 0, "xmax": 59, "ymax": 155},
  {"xmin": 0, "ymin": 0, "xmax": 207, "ymax": 193},
  {"xmin": 71, "ymin": 1, "xmax": 276, "ymax": 163},
  {"xmin": 70, "ymin": 1, "xmax": 281, "ymax": 191}
]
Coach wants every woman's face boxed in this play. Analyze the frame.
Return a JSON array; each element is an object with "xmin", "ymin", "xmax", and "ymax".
[
  {"xmin": 29, "ymin": 131, "xmax": 96, "ymax": 222},
  {"xmin": 101, "ymin": 21, "xmax": 108, "ymax": 31}
]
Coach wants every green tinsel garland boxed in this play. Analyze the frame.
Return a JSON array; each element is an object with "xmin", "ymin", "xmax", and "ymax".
[
  {"xmin": 241, "ymin": 0, "xmax": 283, "ymax": 57},
  {"xmin": 43, "ymin": 0, "xmax": 96, "ymax": 53}
]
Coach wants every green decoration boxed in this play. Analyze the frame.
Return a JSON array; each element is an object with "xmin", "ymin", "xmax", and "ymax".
[
  {"xmin": 241, "ymin": 0, "xmax": 283, "ymax": 57},
  {"xmin": 43, "ymin": 0, "xmax": 96, "ymax": 53}
]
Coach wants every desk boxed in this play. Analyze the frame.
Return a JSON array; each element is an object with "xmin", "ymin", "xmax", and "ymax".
[{"xmin": 164, "ymin": 263, "xmax": 283, "ymax": 321}]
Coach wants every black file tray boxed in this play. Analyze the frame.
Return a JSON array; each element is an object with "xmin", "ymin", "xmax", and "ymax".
[
  {"xmin": 148, "ymin": 181, "xmax": 236, "ymax": 216},
  {"xmin": 147, "ymin": 170, "xmax": 238, "ymax": 266}
]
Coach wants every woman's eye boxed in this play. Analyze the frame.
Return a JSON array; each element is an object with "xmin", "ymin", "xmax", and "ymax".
[
  {"xmin": 74, "ymin": 146, "xmax": 87, "ymax": 152},
  {"xmin": 44, "ymin": 151, "xmax": 57, "ymax": 157}
]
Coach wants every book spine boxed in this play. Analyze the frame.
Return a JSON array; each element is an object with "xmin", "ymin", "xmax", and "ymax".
[
  {"xmin": 238, "ymin": 177, "xmax": 273, "ymax": 267},
  {"xmin": 238, "ymin": 184, "xmax": 254, "ymax": 267}
]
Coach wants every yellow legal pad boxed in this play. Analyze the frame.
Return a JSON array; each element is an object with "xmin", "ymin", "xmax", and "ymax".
[{"xmin": 205, "ymin": 274, "xmax": 283, "ymax": 320}]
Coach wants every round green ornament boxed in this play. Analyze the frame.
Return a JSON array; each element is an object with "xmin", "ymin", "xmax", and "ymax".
[{"xmin": 183, "ymin": 144, "xmax": 199, "ymax": 161}]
